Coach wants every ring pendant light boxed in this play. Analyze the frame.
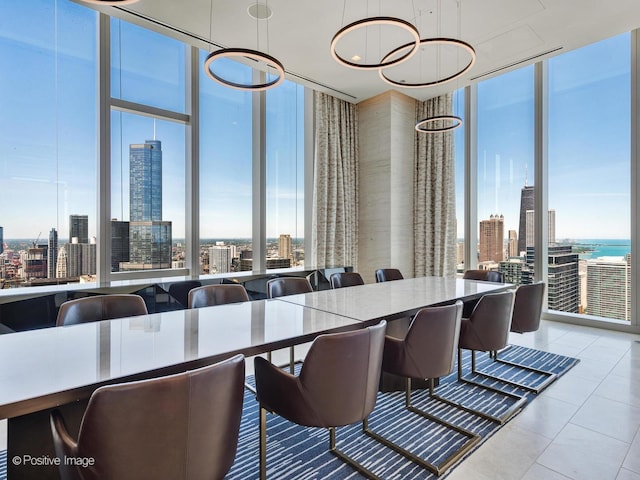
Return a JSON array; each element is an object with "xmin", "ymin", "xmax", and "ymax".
[
  {"xmin": 379, "ymin": 37, "xmax": 475, "ymax": 88},
  {"xmin": 330, "ymin": 16, "xmax": 421, "ymax": 70},
  {"xmin": 204, "ymin": 1, "xmax": 285, "ymax": 91},
  {"xmin": 415, "ymin": 115, "xmax": 462, "ymax": 133}
]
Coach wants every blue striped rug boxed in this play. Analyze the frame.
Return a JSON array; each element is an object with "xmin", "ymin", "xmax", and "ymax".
[
  {"xmin": 228, "ymin": 345, "xmax": 578, "ymax": 479},
  {"xmin": 0, "ymin": 345, "xmax": 577, "ymax": 480}
]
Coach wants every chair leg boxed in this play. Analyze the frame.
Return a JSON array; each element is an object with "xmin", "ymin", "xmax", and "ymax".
[
  {"xmin": 259, "ymin": 406, "xmax": 267, "ymax": 480},
  {"xmin": 490, "ymin": 349, "xmax": 557, "ymax": 393},
  {"xmin": 445, "ymin": 349, "xmax": 527, "ymax": 424},
  {"xmin": 329, "ymin": 426, "xmax": 381, "ymax": 480},
  {"xmin": 363, "ymin": 377, "xmax": 480, "ymax": 476}
]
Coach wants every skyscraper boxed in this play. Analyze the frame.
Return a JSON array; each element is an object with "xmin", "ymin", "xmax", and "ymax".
[
  {"xmin": 209, "ymin": 242, "xmax": 236, "ymax": 274},
  {"xmin": 111, "ymin": 220, "xmax": 130, "ymax": 272},
  {"xmin": 122, "ymin": 140, "xmax": 172, "ymax": 270},
  {"xmin": 586, "ymin": 256, "xmax": 631, "ymax": 321},
  {"xmin": 47, "ymin": 228, "xmax": 58, "ymax": 279},
  {"xmin": 479, "ymin": 214, "xmax": 504, "ymax": 263},
  {"xmin": 526, "ymin": 208, "xmax": 556, "ymax": 249},
  {"xmin": 508, "ymin": 230, "xmax": 518, "ymax": 258},
  {"xmin": 279, "ymin": 234, "xmax": 292, "ymax": 260},
  {"xmin": 518, "ymin": 185, "xmax": 534, "ymax": 255},
  {"xmin": 527, "ymin": 245, "xmax": 579, "ymax": 313},
  {"xmin": 69, "ymin": 214, "xmax": 88, "ymax": 244},
  {"xmin": 0, "ymin": 225, "xmax": 3, "ymax": 254}
]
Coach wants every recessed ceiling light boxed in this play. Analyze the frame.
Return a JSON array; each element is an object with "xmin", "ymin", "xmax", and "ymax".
[
  {"xmin": 247, "ymin": 3, "xmax": 273, "ymax": 20},
  {"xmin": 351, "ymin": 55, "xmax": 361, "ymax": 62}
]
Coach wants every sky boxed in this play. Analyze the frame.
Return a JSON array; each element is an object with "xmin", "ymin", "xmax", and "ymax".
[
  {"xmin": 0, "ymin": 0, "xmax": 632, "ymax": 243},
  {"xmin": 455, "ymin": 32, "xmax": 631, "ymax": 240}
]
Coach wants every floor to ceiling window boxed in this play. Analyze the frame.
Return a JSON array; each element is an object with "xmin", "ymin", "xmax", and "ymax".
[
  {"xmin": 266, "ymin": 80, "xmax": 305, "ymax": 271},
  {"xmin": 0, "ymin": 0, "xmax": 97, "ymax": 287},
  {"xmin": 548, "ymin": 33, "xmax": 631, "ymax": 322},
  {"xmin": 110, "ymin": 18, "xmax": 187, "ymax": 274},
  {"xmin": 198, "ymin": 53, "xmax": 253, "ymax": 275},
  {"xmin": 453, "ymin": 88, "xmax": 465, "ymax": 274},
  {"xmin": 476, "ymin": 65, "xmax": 534, "ymax": 285}
]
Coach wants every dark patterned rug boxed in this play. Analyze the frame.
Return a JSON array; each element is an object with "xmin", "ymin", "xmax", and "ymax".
[{"xmin": 0, "ymin": 345, "xmax": 578, "ymax": 480}]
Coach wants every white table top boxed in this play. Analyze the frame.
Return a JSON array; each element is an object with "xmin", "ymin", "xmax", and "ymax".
[
  {"xmin": 277, "ymin": 276, "xmax": 511, "ymax": 321},
  {"xmin": 0, "ymin": 299, "xmax": 361, "ymax": 419}
]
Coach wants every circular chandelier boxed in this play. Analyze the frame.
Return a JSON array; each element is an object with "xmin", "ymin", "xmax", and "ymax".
[
  {"xmin": 415, "ymin": 115, "xmax": 462, "ymax": 133},
  {"xmin": 204, "ymin": 48, "xmax": 285, "ymax": 91},
  {"xmin": 379, "ymin": 37, "xmax": 476, "ymax": 88},
  {"xmin": 330, "ymin": 16, "xmax": 420, "ymax": 70}
]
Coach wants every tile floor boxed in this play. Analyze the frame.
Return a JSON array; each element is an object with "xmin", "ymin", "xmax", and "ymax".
[
  {"xmin": 446, "ymin": 320, "xmax": 640, "ymax": 480},
  {"xmin": 1, "ymin": 319, "xmax": 639, "ymax": 480}
]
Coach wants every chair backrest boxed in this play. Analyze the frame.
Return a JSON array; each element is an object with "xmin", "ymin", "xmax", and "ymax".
[
  {"xmin": 462, "ymin": 269, "xmax": 504, "ymax": 283},
  {"xmin": 461, "ymin": 290, "xmax": 515, "ymax": 351},
  {"xmin": 168, "ymin": 280, "xmax": 203, "ymax": 308},
  {"xmin": 266, "ymin": 277, "xmax": 312, "ymax": 299},
  {"xmin": 297, "ymin": 321, "xmax": 386, "ymax": 427},
  {"xmin": 188, "ymin": 284, "xmax": 250, "ymax": 309},
  {"xmin": 510, "ymin": 281, "xmax": 546, "ymax": 334},
  {"xmin": 56, "ymin": 354, "xmax": 245, "ymax": 480},
  {"xmin": 375, "ymin": 268, "xmax": 404, "ymax": 283},
  {"xmin": 56, "ymin": 294, "xmax": 148, "ymax": 327},
  {"xmin": 330, "ymin": 272, "xmax": 365, "ymax": 289},
  {"xmin": 395, "ymin": 301, "xmax": 463, "ymax": 379}
]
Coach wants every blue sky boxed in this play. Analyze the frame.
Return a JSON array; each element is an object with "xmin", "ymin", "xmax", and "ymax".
[{"xmin": 0, "ymin": 0, "xmax": 632, "ymax": 242}]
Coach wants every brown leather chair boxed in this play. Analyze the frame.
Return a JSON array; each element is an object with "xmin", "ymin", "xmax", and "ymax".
[
  {"xmin": 265, "ymin": 277, "xmax": 313, "ymax": 372},
  {"xmin": 56, "ymin": 294, "xmax": 148, "ymax": 327},
  {"xmin": 375, "ymin": 268, "xmax": 404, "ymax": 283},
  {"xmin": 188, "ymin": 284, "xmax": 250, "ymax": 309},
  {"xmin": 330, "ymin": 272, "xmax": 364, "ymax": 289},
  {"xmin": 461, "ymin": 269, "xmax": 505, "ymax": 318},
  {"xmin": 266, "ymin": 277, "xmax": 312, "ymax": 298},
  {"xmin": 365, "ymin": 301, "xmax": 478, "ymax": 475},
  {"xmin": 462, "ymin": 269, "xmax": 504, "ymax": 283},
  {"xmin": 50, "ymin": 354, "xmax": 245, "ymax": 480},
  {"xmin": 254, "ymin": 321, "xmax": 386, "ymax": 480},
  {"xmin": 454, "ymin": 290, "xmax": 526, "ymax": 423},
  {"xmin": 493, "ymin": 281, "xmax": 556, "ymax": 393}
]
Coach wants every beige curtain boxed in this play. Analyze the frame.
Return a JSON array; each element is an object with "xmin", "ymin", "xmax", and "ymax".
[
  {"xmin": 312, "ymin": 91, "xmax": 359, "ymax": 269},
  {"xmin": 414, "ymin": 94, "xmax": 457, "ymax": 277}
]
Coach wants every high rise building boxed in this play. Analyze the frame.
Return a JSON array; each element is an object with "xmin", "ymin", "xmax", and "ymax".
[
  {"xmin": 508, "ymin": 230, "xmax": 518, "ymax": 258},
  {"xmin": 47, "ymin": 228, "xmax": 58, "ymax": 279},
  {"xmin": 122, "ymin": 140, "xmax": 172, "ymax": 270},
  {"xmin": 279, "ymin": 234, "xmax": 292, "ymax": 260},
  {"xmin": 209, "ymin": 242, "xmax": 236, "ymax": 274},
  {"xmin": 526, "ymin": 245, "xmax": 579, "ymax": 313},
  {"xmin": 67, "ymin": 238, "xmax": 83, "ymax": 277},
  {"xmin": 586, "ymin": 256, "xmax": 631, "ymax": 321},
  {"xmin": 111, "ymin": 220, "xmax": 130, "ymax": 272},
  {"xmin": 0, "ymin": 226, "xmax": 3, "ymax": 254},
  {"xmin": 525, "ymin": 208, "xmax": 557, "ymax": 248},
  {"xmin": 517, "ymin": 185, "xmax": 534, "ymax": 255},
  {"xmin": 69, "ymin": 214, "xmax": 88, "ymax": 244},
  {"xmin": 479, "ymin": 214, "xmax": 504, "ymax": 263},
  {"xmin": 56, "ymin": 245, "xmax": 68, "ymax": 279}
]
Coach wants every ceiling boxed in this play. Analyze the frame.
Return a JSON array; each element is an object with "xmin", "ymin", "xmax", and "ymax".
[{"xmin": 99, "ymin": 0, "xmax": 640, "ymax": 103}]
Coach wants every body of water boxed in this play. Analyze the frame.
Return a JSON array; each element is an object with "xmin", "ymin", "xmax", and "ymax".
[{"xmin": 565, "ymin": 239, "xmax": 631, "ymax": 259}]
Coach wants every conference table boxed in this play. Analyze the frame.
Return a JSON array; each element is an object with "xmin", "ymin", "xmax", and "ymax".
[{"xmin": 0, "ymin": 276, "xmax": 509, "ymax": 479}]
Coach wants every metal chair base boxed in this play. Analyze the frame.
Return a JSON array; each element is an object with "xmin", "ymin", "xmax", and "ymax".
[
  {"xmin": 267, "ymin": 346, "xmax": 296, "ymax": 374},
  {"xmin": 492, "ymin": 349, "xmax": 558, "ymax": 393},
  {"xmin": 363, "ymin": 378, "xmax": 480, "ymax": 476},
  {"xmin": 259, "ymin": 406, "xmax": 381, "ymax": 480},
  {"xmin": 453, "ymin": 349, "xmax": 527, "ymax": 424}
]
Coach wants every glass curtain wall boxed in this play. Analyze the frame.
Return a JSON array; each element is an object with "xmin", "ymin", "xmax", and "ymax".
[
  {"xmin": 548, "ymin": 33, "xmax": 631, "ymax": 322},
  {"xmin": 0, "ymin": 0, "xmax": 97, "ymax": 287},
  {"xmin": 476, "ymin": 65, "xmax": 534, "ymax": 285},
  {"xmin": 198, "ymin": 53, "xmax": 253, "ymax": 275},
  {"xmin": 453, "ymin": 88, "xmax": 465, "ymax": 274},
  {"xmin": 266, "ymin": 80, "xmax": 305, "ymax": 271}
]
